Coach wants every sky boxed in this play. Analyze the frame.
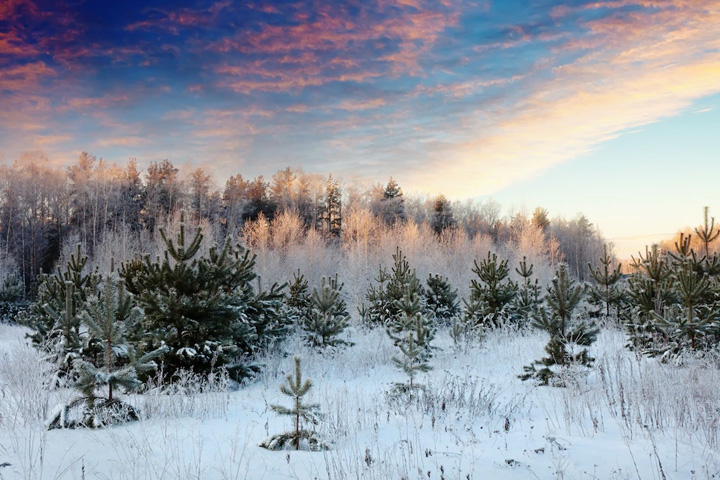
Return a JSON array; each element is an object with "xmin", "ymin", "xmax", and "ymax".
[{"xmin": 1, "ymin": 0, "xmax": 719, "ymax": 257}]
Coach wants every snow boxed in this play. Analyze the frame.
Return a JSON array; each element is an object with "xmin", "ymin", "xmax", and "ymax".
[{"xmin": 1, "ymin": 322, "xmax": 719, "ymax": 479}]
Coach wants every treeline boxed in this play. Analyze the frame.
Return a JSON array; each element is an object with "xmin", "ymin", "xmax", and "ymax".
[{"xmin": 0, "ymin": 151, "xmax": 608, "ymax": 295}]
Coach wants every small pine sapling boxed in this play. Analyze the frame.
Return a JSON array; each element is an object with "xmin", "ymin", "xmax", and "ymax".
[
  {"xmin": 391, "ymin": 316, "xmax": 432, "ymax": 397},
  {"xmin": 521, "ymin": 264, "xmax": 598, "ymax": 386},
  {"xmin": 0, "ymin": 272, "xmax": 28, "ymax": 322},
  {"xmin": 465, "ymin": 252, "xmax": 518, "ymax": 328},
  {"xmin": 652, "ymin": 262, "xmax": 717, "ymax": 356},
  {"xmin": 511, "ymin": 257, "xmax": 541, "ymax": 325},
  {"xmin": 695, "ymin": 206, "xmax": 720, "ymax": 259},
  {"xmin": 302, "ymin": 275, "xmax": 352, "ymax": 348},
  {"xmin": 260, "ymin": 356, "xmax": 327, "ymax": 451},
  {"xmin": 424, "ymin": 274, "xmax": 459, "ymax": 324},
  {"xmin": 624, "ymin": 245, "xmax": 675, "ymax": 352},
  {"xmin": 47, "ymin": 275, "xmax": 166, "ymax": 429},
  {"xmin": 285, "ymin": 270, "xmax": 312, "ymax": 327},
  {"xmin": 386, "ymin": 289, "xmax": 435, "ymax": 354},
  {"xmin": 362, "ymin": 247, "xmax": 425, "ymax": 326},
  {"xmin": 587, "ymin": 244, "xmax": 624, "ymax": 320}
]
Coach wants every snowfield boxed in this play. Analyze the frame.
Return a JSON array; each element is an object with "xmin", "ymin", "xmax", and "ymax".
[{"xmin": 1, "ymin": 321, "xmax": 719, "ymax": 480}]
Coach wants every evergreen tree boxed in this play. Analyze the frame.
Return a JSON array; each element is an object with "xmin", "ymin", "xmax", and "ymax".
[
  {"xmin": 260, "ymin": 356, "xmax": 326, "ymax": 451},
  {"xmin": 431, "ymin": 194, "xmax": 456, "ymax": 234},
  {"xmin": 511, "ymin": 257, "xmax": 541, "ymax": 325},
  {"xmin": 120, "ymin": 212, "xmax": 285, "ymax": 381},
  {"xmin": 464, "ymin": 252, "xmax": 518, "ymax": 328},
  {"xmin": 624, "ymin": 245, "xmax": 675, "ymax": 352},
  {"xmin": 424, "ymin": 274, "xmax": 459, "ymax": 323},
  {"xmin": 695, "ymin": 206, "xmax": 720, "ymax": 259},
  {"xmin": 652, "ymin": 262, "xmax": 716, "ymax": 354},
  {"xmin": 378, "ymin": 177, "xmax": 406, "ymax": 225},
  {"xmin": 47, "ymin": 276, "xmax": 167, "ymax": 428},
  {"xmin": 362, "ymin": 247, "xmax": 425, "ymax": 326},
  {"xmin": 587, "ymin": 244, "xmax": 624, "ymax": 319},
  {"xmin": 78, "ymin": 276, "xmax": 164, "ymax": 404},
  {"xmin": 25, "ymin": 244, "xmax": 99, "ymax": 347},
  {"xmin": 0, "ymin": 272, "xmax": 28, "ymax": 322},
  {"xmin": 284, "ymin": 270, "xmax": 312, "ymax": 327},
  {"xmin": 302, "ymin": 275, "xmax": 352, "ymax": 348},
  {"xmin": 324, "ymin": 175, "xmax": 342, "ymax": 238},
  {"xmin": 391, "ymin": 327, "xmax": 432, "ymax": 397},
  {"xmin": 521, "ymin": 264, "xmax": 598, "ymax": 386},
  {"xmin": 386, "ymin": 289, "xmax": 435, "ymax": 354}
]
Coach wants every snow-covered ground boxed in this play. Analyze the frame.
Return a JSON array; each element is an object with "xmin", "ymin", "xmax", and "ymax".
[{"xmin": 1, "ymin": 321, "xmax": 719, "ymax": 480}]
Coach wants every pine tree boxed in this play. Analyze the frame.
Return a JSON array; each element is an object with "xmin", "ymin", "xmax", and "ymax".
[
  {"xmin": 652, "ymin": 262, "xmax": 716, "ymax": 354},
  {"xmin": 324, "ymin": 175, "xmax": 342, "ymax": 238},
  {"xmin": 431, "ymin": 194, "xmax": 456, "ymax": 234},
  {"xmin": 391, "ymin": 328, "xmax": 432, "ymax": 397},
  {"xmin": 511, "ymin": 256, "xmax": 541, "ymax": 325},
  {"xmin": 41, "ymin": 281, "xmax": 83, "ymax": 379},
  {"xmin": 379, "ymin": 177, "xmax": 406, "ymax": 225},
  {"xmin": 464, "ymin": 252, "xmax": 518, "ymax": 328},
  {"xmin": 362, "ymin": 247, "xmax": 425, "ymax": 326},
  {"xmin": 24, "ymin": 243, "xmax": 99, "ymax": 349},
  {"xmin": 46, "ymin": 275, "xmax": 166, "ymax": 429},
  {"xmin": 521, "ymin": 264, "xmax": 598, "ymax": 386},
  {"xmin": 424, "ymin": 274, "xmax": 459, "ymax": 324},
  {"xmin": 302, "ymin": 275, "xmax": 352, "ymax": 348},
  {"xmin": 386, "ymin": 289, "xmax": 434, "ymax": 354},
  {"xmin": 120, "ymin": 212, "xmax": 285, "ymax": 381},
  {"xmin": 285, "ymin": 270, "xmax": 312, "ymax": 327},
  {"xmin": 260, "ymin": 356, "xmax": 326, "ymax": 451},
  {"xmin": 695, "ymin": 206, "xmax": 720, "ymax": 259},
  {"xmin": 624, "ymin": 245, "xmax": 675, "ymax": 352},
  {"xmin": 587, "ymin": 244, "xmax": 624, "ymax": 320},
  {"xmin": 78, "ymin": 276, "xmax": 163, "ymax": 403},
  {"xmin": 0, "ymin": 272, "xmax": 28, "ymax": 322}
]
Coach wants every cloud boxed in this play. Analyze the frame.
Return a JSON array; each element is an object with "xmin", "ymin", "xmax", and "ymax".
[
  {"xmin": 209, "ymin": 1, "xmax": 458, "ymax": 92},
  {"xmin": 95, "ymin": 136, "xmax": 149, "ymax": 148},
  {"xmin": 406, "ymin": 0, "xmax": 720, "ymax": 197},
  {"xmin": 0, "ymin": 61, "xmax": 56, "ymax": 90}
]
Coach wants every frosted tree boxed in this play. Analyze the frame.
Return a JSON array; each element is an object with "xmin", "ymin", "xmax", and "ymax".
[
  {"xmin": 120, "ymin": 211, "xmax": 285, "ymax": 381},
  {"xmin": 431, "ymin": 194, "xmax": 456, "ymax": 234},
  {"xmin": 392, "ymin": 329, "xmax": 431, "ymax": 397},
  {"xmin": 424, "ymin": 273, "xmax": 459, "ymax": 324},
  {"xmin": 464, "ymin": 252, "xmax": 518, "ymax": 328},
  {"xmin": 521, "ymin": 264, "xmax": 598, "ymax": 386},
  {"xmin": 260, "ymin": 356, "xmax": 327, "ymax": 451},
  {"xmin": 284, "ymin": 269, "xmax": 312, "ymax": 327},
  {"xmin": 652, "ymin": 262, "xmax": 716, "ymax": 355},
  {"xmin": 302, "ymin": 275, "xmax": 352, "ymax": 348},
  {"xmin": 587, "ymin": 244, "xmax": 624, "ymax": 320},
  {"xmin": 511, "ymin": 256, "xmax": 541, "ymax": 325},
  {"xmin": 47, "ymin": 276, "xmax": 165, "ymax": 428},
  {"xmin": 695, "ymin": 206, "xmax": 720, "ymax": 259},
  {"xmin": 625, "ymin": 245, "xmax": 675, "ymax": 352},
  {"xmin": 362, "ymin": 247, "xmax": 425, "ymax": 326}
]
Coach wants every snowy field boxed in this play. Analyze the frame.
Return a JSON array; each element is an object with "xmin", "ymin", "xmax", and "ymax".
[{"xmin": 1, "ymin": 321, "xmax": 720, "ymax": 480}]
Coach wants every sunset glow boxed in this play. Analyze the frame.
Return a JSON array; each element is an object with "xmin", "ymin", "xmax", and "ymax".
[{"xmin": 2, "ymin": 0, "xmax": 719, "ymax": 256}]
